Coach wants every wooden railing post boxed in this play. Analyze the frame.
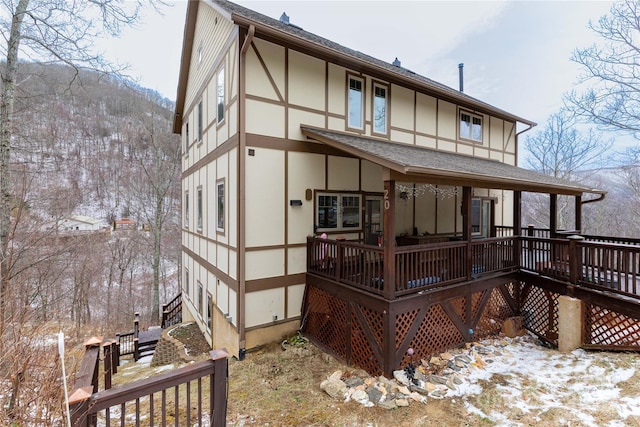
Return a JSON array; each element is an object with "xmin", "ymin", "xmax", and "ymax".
[
  {"xmin": 133, "ymin": 338, "xmax": 140, "ymax": 361},
  {"xmin": 568, "ymin": 235, "xmax": 585, "ymax": 291},
  {"xmin": 133, "ymin": 312, "xmax": 140, "ymax": 339},
  {"xmin": 103, "ymin": 341, "xmax": 113, "ymax": 390},
  {"xmin": 210, "ymin": 350, "xmax": 229, "ymax": 427},
  {"xmin": 68, "ymin": 337, "xmax": 102, "ymax": 427},
  {"xmin": 335, "ymin": 239, "xmax": 344, "ymax": 282},
  {"xmin": 110, "ymin": 341, "xmax": 118, "ymax": 374}
]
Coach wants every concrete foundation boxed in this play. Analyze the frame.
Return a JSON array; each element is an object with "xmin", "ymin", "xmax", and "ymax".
[{"xmin": 558, "ymin": 295, "xmax": 583, "ymax": 352}]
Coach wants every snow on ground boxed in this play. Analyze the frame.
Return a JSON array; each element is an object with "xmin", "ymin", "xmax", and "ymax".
[{"xmin": 449, "ymin": 334, "xmax": 640, "ymax": 426}]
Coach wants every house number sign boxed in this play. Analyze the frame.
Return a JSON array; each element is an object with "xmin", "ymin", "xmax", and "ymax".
[{"xmin": 384, "ymin": 189, "xmax": 390, "ymax": 210}]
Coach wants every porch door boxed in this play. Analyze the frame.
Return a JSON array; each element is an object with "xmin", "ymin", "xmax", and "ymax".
[
  {"xmin": 365, "ymin": 196, "xmax": 383, "ymax": 245},
  {"xmin": 471, "ymin": 198, "xmax": 493, "ymax": 238}
]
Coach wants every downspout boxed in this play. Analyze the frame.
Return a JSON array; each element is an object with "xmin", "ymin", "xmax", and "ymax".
[{"xmin": 237, "ymin": 24, "xmax": 255, "ymax": 360}]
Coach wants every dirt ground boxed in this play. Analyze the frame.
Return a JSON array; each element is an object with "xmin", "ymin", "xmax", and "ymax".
[
  {"xmin": 176, "ymin": 328, "xmax": 494, "ymax": 426},
  {"xmin": 175, "ymin": 327, "xmax": 640, "ymax": 427}
]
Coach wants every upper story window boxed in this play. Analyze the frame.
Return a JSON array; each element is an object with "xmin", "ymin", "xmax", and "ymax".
[
  {"xmin": 373, "ymin": 83, "xmax": 388, "ymax": 134},
  {"xmin": 184, "ymin": 268, "xmax": 189, "ymax": 297},
  {"xmin": 184, "ymin": 122, "xmax": 190, "ymax": 154},
  {"xmin": 348, "ymin": 76, "xmax": 364, "ymax": 130},
  {"xmin": 197, "ymin": 100, "xmax": 203, "ymax": 143},
  {"xmin": 197, "ymin": 186, "xmax": 203, "ymax": 231},
  {"xmin": 217, "ymin": 67, "xmax": 225, "ymax": 124},
  {"xmin": 316, "ymin": 192, "xmax": 362, "ymax": 232},
  {"xmin": 184, "ymin": 190, "xmax": 189, "ymax": 227},
  {"xmin": 460, "ymin": 111, "xmax": 483, "ymax": 143},
  {"xmin": 216, "ymin": 180, "xmax": 225, "ymax": 232}
]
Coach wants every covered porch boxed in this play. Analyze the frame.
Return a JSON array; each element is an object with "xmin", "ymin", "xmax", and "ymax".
[{"xmin": 298, "ymin": 127, "xmax": 631, "ymax": 377}]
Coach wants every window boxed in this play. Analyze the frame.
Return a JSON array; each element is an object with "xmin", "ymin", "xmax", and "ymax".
[
  {"xmin": 216, "ymin": 180, "xmax": 225, "ymax": 232},
  {"xmin": 184, "ymin": 268, "xmax": 189, "ymax": 297},
  {"xmin": 217, "ymin": 67, "xmax": 225, "ymax": 124},
  {"xmin": 197, "ymin": 100, "xmax": 203, "ymax": 142},
  {"xmin": 207, "ymin": 293, "xmax": 212, "ymax": 331},
  {"xmin": 460, "ymin": 111, "xmax": 483, "ymax": 142},
  {"xmin": 348, "ymin": 76, "xmax": 364, "ymax": 129},
  {"xmin": 373, "ymin": 83, "xmax": 387, "ymax": 134},
  {"xmin": 197, "ymin": 281, "xmax": 203, "ymax": 316},
  {"xmin": 197, "ymin": 186, "xmax": 203, "ymax": 230},
  {"xmin": 316, "ymin": 193, "xmax": 362, "ymax": 231},
  {"xmin": 184, "ymin": 190, "xmax": 189, "ymax": 227},
  {"xmin": 184, "ymin": 122, "xmax": 189, "ymax": 154}
]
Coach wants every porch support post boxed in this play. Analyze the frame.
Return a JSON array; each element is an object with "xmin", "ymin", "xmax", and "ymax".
[
  {"xmin": 462, "ymin": 187, "xmax": 473, "ymax": 280},
  {"xmin": 383, "ymin": 179, "xmax": 396, "ymax": 299},
  {"xmin": 513, "ymin": 190, "xmax": 522, "ymax": 267},
  {"xmin": 575, "ymin": 195, "xmax": 582, "ymax": 233},
  {"xmin": 550, "ymin": 194, "xmax": 558, "ymax": 238},
  {"xmin": 383, "ymin": 179, "xmax": 396, "ymax": 377}
]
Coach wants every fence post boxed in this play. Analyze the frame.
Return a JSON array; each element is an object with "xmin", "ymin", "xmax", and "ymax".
[
  {"xmin": 68, "ymin": 336, "xmax": 102, "ymax": 427},
  {"xmin": 210, "ymin": 350, "xmax": 229, "ymax": 427},
  {"xmin": 110, "ymin": 341, "xmax": 118, "ymax": 374},
  {"xmin": 134, "ymin": 312, "xmax": 140, "ymax": 339},
  {"xmin": 103, "ymin": 341, "xmax": 113, "ymax": 390},
  {"xmin": 336, "ymin": 240, "xmax": 344, "ymax": 282},
  {"xmin": 134, "ymin": 338, "xmax": 140, "ymax": 361},
  {"xmin": 161, "ymin": 304, "xmax": 168, "ymax": 328}
]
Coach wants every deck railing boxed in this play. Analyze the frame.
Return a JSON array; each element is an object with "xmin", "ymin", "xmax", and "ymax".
[
  {"xmin": 308, "ymin": 233, "xmax": 640, "ymax": 302},
  {"xmin": 161, "ymin": 292, "xmax": 183, "ymax": 328},
  {"xmin": 69, "ymin": 341, "xmax": 228, "ymax": 427}
]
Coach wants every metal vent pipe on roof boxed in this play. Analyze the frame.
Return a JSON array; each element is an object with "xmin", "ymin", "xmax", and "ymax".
[
  {"xmin": 458, "ymin": 63, "xmax": 464, "ymax": 92},
  {"xmin": 279, "ymin": 12, "xmax": 289, "ymax": 24}
]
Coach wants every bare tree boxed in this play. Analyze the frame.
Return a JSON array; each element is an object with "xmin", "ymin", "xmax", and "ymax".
[
  {"xmin": 566, "ymin": 0, "xmax": 640, "ymax": 139},
  {"xmin": 127, "ymin": 93, "xmax": 181, "ymax": 323},
  {"xmin": 0, "ymin": 0, "xmax": 165, "ymax": 332},
  {"xmin": 523, "ymin": 110, "xmax": 612, "ymax": 230}
]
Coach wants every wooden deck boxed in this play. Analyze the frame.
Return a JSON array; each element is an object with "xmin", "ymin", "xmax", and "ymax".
[{"xmin": 302, "ymin": 233, "xmax": 640, "ymax": 376}]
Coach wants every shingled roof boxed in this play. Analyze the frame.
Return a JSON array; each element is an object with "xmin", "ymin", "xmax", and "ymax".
[
  {"xmin": 301, "ymin": 126, "xmax": 602, "ymax": 196},
  {"xmin": 174, "ymin": 0, "xmax": 536, "ymax": 132}
]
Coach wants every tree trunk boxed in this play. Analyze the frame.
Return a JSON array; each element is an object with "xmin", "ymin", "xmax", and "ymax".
[
  {"xmin": 151, "ymin": 195, "xmax": 162, "ymax": 323},
  {"xmin": 0, "ymin": 0, "xmax": 30, "ymax": 338}
]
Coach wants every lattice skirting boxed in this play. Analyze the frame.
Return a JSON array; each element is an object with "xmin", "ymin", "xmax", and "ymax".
[
  {"xmin": 584, "ymin": 304, "xmax": 640, "ymax": 348},
  {"xmin": 301, "ymin": 281, "xmax": 519, "ymax": 376},
  {"xmin": 520, "ymin": 284, "xmax": 559, "ymax": 346}
]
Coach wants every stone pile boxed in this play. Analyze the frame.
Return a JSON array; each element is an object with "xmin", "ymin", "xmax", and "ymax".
[{"xmin": 320, "ymin": 338, "xmax": 512, "ymax": 409}]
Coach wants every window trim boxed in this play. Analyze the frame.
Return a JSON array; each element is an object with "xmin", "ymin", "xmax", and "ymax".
[
  {"xmin": 372, "ymin": 81, "xmax": 389, "ymax": 136},
  {"xmin": 197, "ymin": 281, "xmax": 203, "ymax": 316},
  {"xmin": 459, "ymin": 109, "xmax": 483, "ymax": 143},
  {"xmin": 347, "ymin": 75, "xmax": 365, "ymax": 131},
  {"xmin": 184, "ymin": 190, "xmax": 189, "ymax": 228},
  {"xmin": 197, "ymin": 100, "xmax": 203, "ymax": 143},
  {"xmin": 216, "ymin": 179, "xmax": 225, "ymax": 233},
  {"xmin": 315, "ymin": 191, "xmax": 363, "ymax": 233},
  {"xmin": 197, "ymin": 186, "xmax": 203, "ymax": 232},
  {"xmin": 184, "ymin": 268, "xmax": 190, "ymax": 298},
  {"xmin": 206, "ymin": 292, "xmax": 213, "ymax": 331},
  {"xmin": 216, "ymin": 66, "xmax": 225, "ymax": 125},
  {"xmin": 184, "ymin": 122, "xmax": 190, "ymax": 155}
]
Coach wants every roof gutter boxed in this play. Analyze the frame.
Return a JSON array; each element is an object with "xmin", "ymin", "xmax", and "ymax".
[{"xmin": 581, "ymin": 192, "xmax": 606, "ymax": 205}]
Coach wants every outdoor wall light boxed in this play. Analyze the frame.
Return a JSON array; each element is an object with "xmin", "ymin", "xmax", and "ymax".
[{"xmin": 290, "ymin": 199, "xmax": 303, "ymax": 206}]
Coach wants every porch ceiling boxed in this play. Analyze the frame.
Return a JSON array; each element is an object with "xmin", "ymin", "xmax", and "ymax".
[{"xmin": 300, "ymin": 126, "xmax": 604, "ymax": 196}]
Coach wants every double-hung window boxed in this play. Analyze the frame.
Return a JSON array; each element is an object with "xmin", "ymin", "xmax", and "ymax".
[
  {"xmin": 373, "ymin": 83, "xmax": 388, "ymax": 134},
  {"xmin": 216, "ymin": 180, "xmax": 225, "ymax": 232},
  {"xmin": 207, "ymin": 293, "xmax": 212, "ymax": 331},
  {"xmin": 197, "ymin": 186, "xmax": 203, "ymax": 231},
  {"xmin": 184, "ymin": 268, "xmax": 189, "ymax": 297},
  {"xmin": 184, "ymin": 191, "xmax": 189, "ymax": 227},
  {"xmin": 184, "ymin": 122, "xmax": 189, "ymax": 154},
  {"xmin": 197, "ymin": 281, "xmax": 203, "ymax": 316},
  {"xmin": 197, "ymin": 100, "xmax": 203, "ymax": 143},
  {"xmin": 217, "ymin": 67, "xmax": 225, "ymax": 124},
  {"xmin": 460, "ymin": 111, "xmax": 483, "ymax": 143},
  {"xmin": 316, "ymin": 193, "xmax": 362, "ymax": 232},
  {"xmin": 348, "ymin": 76, "xmax": 364, "ymax": 129}
]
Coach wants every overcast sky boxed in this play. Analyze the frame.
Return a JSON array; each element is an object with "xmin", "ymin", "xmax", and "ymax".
[{"xmin": 106, "ymin": 0, "xmax": 615, "ymax": 136}]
